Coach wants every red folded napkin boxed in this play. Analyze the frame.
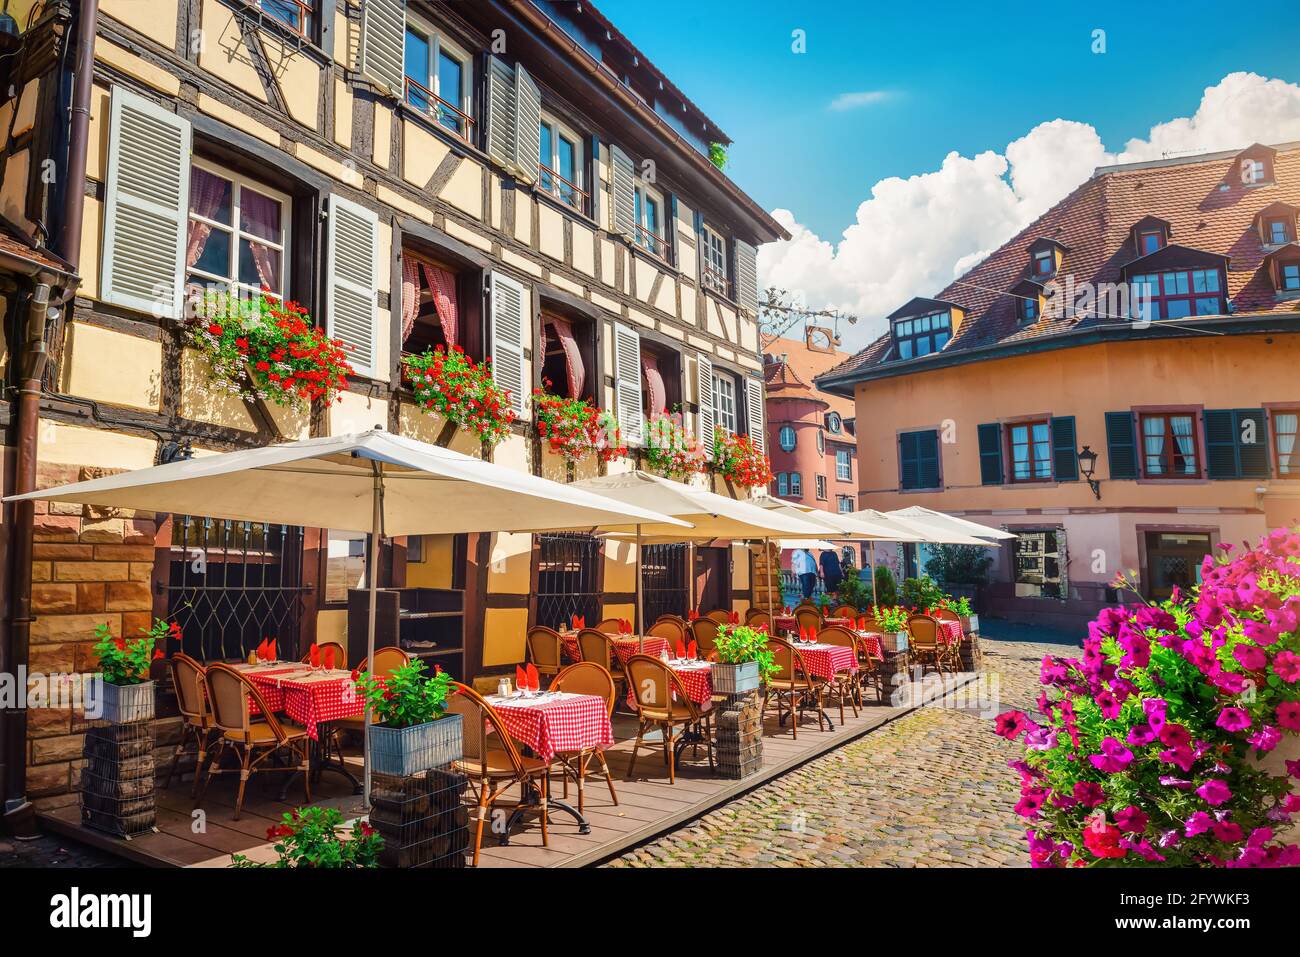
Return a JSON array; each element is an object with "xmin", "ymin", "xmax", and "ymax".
[
  {"xmin": 309, "ymin": 644, "xmax": 321, "ymax": 668},
  {"xmin": 516, "ymin": 664, "xmax": 527, "ymax": 690},
  {"xmin": 676, "ymin": 639, "xmax": 686, "ymax": 658},
  {"xmin": 687, "ymin": 609, "xmax": 699, "ymax": 621},
  {"xmin": 269, "ymin": 639, "xmax": 277, "ymax": 661},
  {"xmin": 687, "ymin": 640, "xmax": 697, "ymax": 659},
  {"xmin": 323, "ymin": 646, "xmax": 336, "ymax": 670},
  {"xmin": 526, "ymin": 662, "xmax": 540, "ymax": 692}
]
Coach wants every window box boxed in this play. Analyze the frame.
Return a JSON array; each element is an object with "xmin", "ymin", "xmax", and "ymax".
[{"xmin": 97, "ymin": 679, "xmax": 156, "ymax": 725}]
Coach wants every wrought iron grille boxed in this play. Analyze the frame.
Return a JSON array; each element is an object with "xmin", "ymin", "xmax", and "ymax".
[
  {"xmin": 166, "ymin": 516, "xmax": 309, "ymax": 662},
  {"xmin": 641, "ymin": 543, "xmax": 688, "ymax": 622},
  {"xmin": 534, "ymin": 532, "xmax": 602, "ymax": 631}
]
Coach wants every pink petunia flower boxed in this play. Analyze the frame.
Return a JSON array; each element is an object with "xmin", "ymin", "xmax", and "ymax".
[
  {"xmin": 1197, "ymin": 779, "xmax": 1233, "ymax": 806},
  {"xmin": 1277, "ymin": 701, "xmax": 1300, "ymax": 732},
  {"xmin": 1215, "ymin": 707, "xmax": 1252, "ymax": 732}
]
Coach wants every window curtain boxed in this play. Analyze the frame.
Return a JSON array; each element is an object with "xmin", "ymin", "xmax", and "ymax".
[
  {"xmin": 1143, "ymin": 417, "xmax": 1167, "ymax": 474},
  {"xmin": 240, "ymin": 188, "xmax": 281, "ymax": 291},
  {"xmin": 1277, "ymin": 414, "xmax": 1297, "ymax": 474},
  {"xmin": 186, "ymin": 166, "xmax": 227, "ymax": 271},
  {"xmin": 1171, "ymin": 416, "xmax": 1195, "ymax": 473},
  {"xmin": 401, "ymin": 255, "xmax": 458, "ymax": 346},
  {"xmin": 542, "ymin": 315, "xmax": 585, "ymax": 399},
  {"xmin": 642, "ymin": 350, "xmax": 666, "ymax": 417}
]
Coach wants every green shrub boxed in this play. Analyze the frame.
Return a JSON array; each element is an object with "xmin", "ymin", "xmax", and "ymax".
[
  {"xmin": 901, "ymin": 574, "xmax": 946, "ymax": 611},
  {"xmin": 924, "ymin": 544, "xmax": 993, "ymax": 586},
  {"xmin": 873, "ymin": 565, "xmax": 898, "ymax": 606},
  {"xmin": 837, "ymin": 574, "xmax": 871, "ymax": 612}
]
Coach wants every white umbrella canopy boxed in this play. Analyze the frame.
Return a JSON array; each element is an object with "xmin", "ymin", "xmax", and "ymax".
[
  {"xmin": 888, "ymin": 505, "xmax": 1018, "ymax": 541},
  {"xmin": 753, "ymin": 497, "xmax": 924, "ymax": 542},
  {"xmin": 858, "ymin": 508, "xmax": 992, "ymax": 546}
]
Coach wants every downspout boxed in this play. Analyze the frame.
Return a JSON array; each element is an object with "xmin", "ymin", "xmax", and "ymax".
[{"xmin": 55, "ymin": 0, "xmax": 96, "ymax": 266}]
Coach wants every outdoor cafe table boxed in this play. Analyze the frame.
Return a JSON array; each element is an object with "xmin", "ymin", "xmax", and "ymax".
[
  {"xmin": 235, "ymin": 662, "xmax": 362, "ymax": 740},
  {"xmin": 774, "ymin": 615, "xmax": 852, "ymax": 632},
  {"xmin": 559, "ymin": 632, "xmax": 671, "ymax": 666},
  {"xmin": 790, "ymin": 642, "xmax": 859, "ymax": 681},
  {"xmin": 625, "ymin": 657, "xmax": 712, "ymax": 710},
  {"xmin": 936, "ymin": 619, "xmax": 963, "ymax": 647}
]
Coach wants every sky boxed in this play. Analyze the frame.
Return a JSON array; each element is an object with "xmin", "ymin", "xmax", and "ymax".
[{"xmin": 597, "ymin": 0, "xmax": 1300, "ymax": 350}]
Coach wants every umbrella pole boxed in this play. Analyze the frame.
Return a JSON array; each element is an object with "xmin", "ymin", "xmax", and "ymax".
[
  {"xmin": 363, "ymin": 461, "xmax": 383, "ymax": 807},
  {"xmin": 765, "ymin": 536, "xmax": 775, "ymax": 615},
  {"xmin": 635, "ymin": 524, "xmax": 644, "ymax": 652},
  {"xmin": 870, "ymin": 540, "xmax": 878, "ymax": 609},
  {"xmin": 688, "ymin": 541, "xmax": 696, "ymax": 615}
]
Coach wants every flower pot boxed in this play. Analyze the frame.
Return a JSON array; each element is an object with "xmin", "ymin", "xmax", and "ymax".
[
  {"xmin": 97, "ymin": 680, "xmax": 155, "ymax": 724},
  {"xmin": 879, "ymin": 631, "xmax": 909, "ymax": 654},
  {"xmin": 962, "ymin": 614, "xmax": 979, "ymax": 634},
  {"xmin": 711, "ymin": 660, "xmax": 761, "ymax": 695},
  {"xmin": 369, "ymin": 714, "xmax": 463, "ymax": 777}
]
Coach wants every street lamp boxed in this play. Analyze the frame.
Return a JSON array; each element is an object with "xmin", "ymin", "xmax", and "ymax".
[{"xmin": 1077, "ymin": 445, "xmax": 1101, "ymax": 500}]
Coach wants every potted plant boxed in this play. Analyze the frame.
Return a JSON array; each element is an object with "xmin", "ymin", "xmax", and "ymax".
[
  {"xmin": 711, "ymin": 429, "xmax": 773, "ymax": 490},
  {"xmin": 940, "ymin": 594, "xmax": 978, "ymax": 633},
  {"xmin": 90, "ymin": 618, "xmax": 175, "ymax": 723},
  {"xmin": 354, "ymin": 659, "xmax": 461, "ymax": 776},
  {"xmin": 712, "ymin": 624, "xmax": 779, "ymax": 694},
  {"xmin": 645, "ymin": 410, "xmax": 707, "ymax": 480},
  {"xmin": 231, "ymin": 806, "xmax": 382, "ymax": 868},
  {"xmin": 531, "ymin": 384, "xmax": 627, "ymax": 463},
  {"xmin": 401, "ymin": 344, "xmax": 516, "ymax": 448},
  {"xmin": 871, "ymin": 605, "xmax": 910, "ymax": 653}
]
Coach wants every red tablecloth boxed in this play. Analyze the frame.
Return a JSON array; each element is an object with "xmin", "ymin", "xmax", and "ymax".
[
  {"xmin": 242, "ymin": 665, "xmax": 362, "ymax": 740},
  {"xmin": 625, "ymin": 659, "xmax": 712, "ymax": 709},
  {"xmin": 937, "ymin": 620, "xmax": 963, "ymax": 647},
  {"xmin": 856, "ymin": 632, "xmax": 883, "ymax": 659},
  {"xmin": 790, "ymin": 643, "xmax": 859, "ymax": 681},
  {"xmin": 773, "ymin": 615, "xmax": 851, "ymax": 632},
  {"xmin": 560, "ymin": 634, "xmax": 670, "ymax": 666},
  {"xmin": 483, "ymin": 692, "xmax": 613, "ymax": 762}
]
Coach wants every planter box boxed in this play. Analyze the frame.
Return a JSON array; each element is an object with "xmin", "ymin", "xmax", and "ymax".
[
  {"xmin": 369, "ymin": 714, "xmax": 463, "ymax": 777},
  {"xmin": 961, "ymin": 614, "xmax": 980, "ymax": 634},
  {"xmin": 98, "ymin": 680, "xmax": 155, "ymax": 724},
  {"xmin": 879, "ymin": 631, "xmax": 909, "ymax": 654},
  {"xmin": 711, "ymin": 660, "xmax": 761, "ymax": 695}
]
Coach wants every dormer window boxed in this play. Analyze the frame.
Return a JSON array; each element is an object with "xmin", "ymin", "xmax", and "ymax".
[
  {"xmin": 1026, "ymin": 238, "xmax": 1066, "ymax": 281},
  {"xmin": 1131, "ymin": 268, "xmax": 1223, "ymax": 320},
  {"xmin": 1011, "ymin": 279, "xmax": 1045, "ymax": 325},
  {"xmin": 1021, "ymin": 296, "xmax": 1039, "ymax": 323},
  {"xmin": 1129, "ymin": 216, "xmax": 1171, "ymax": 256},
  {"xmin": 1255, "ymin": 203, "xmax": 1299, "ymax": 247},
  {"xmin": 1281, "ymin": 263, "xmax": 1300, "ymax": 291},
  {"xmin": 1267, "ymin": 218, "xmax": 1293, "ymax": 245},
  {"xmin": 1242, "ymin": 159, "xmax": 1266, "ymax": 184},
  {"xmin": 893, "ymin": 310, "xmax": 951, "ymax": 359},
  {"xmin": 1264, "ymin": 245, "xmax": 1300, "ymax": 295},
  {"xmin": 1234, "ymin": 144, "xmax": 1277, "ymax": 187},
  {"xmin": 1033, "ymin": 250, "xmax": 1053, "ymax": 277},
  {"xmin": 1138, "ymin": 229, "xmax": 1164, "ymax": 255}
]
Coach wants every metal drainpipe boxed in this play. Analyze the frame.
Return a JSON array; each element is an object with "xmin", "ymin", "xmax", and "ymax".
[{"xmin": 56, "ymin": 0, "xmax": 97, "ymax": 265}]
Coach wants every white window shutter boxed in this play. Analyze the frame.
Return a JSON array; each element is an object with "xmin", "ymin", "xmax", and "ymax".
[
  {"xmin": 485, "ymin": 56, "xmax": 517, "ymax": 172},
  {"xmin": 358, "ymin": 0, "xmax": 407, "ymax": 96},
  {"xmin": 488, "ymin": 271, "xmax": 528, "ymax": 420},
  {"xmin": 610, "ymin": 145, "xmax": 636, "ymax": 238},
  {"xmin": 735, "ymin": 239, "xmax": 759, "ymax": 312},
  {"xmin": 613, "ymin": 323, "xmax": 643, "ymax": 446},
  {"xmin": 696, "ymin": 353, "xmax": 714, "ymax": 452},
  {"xmin": 101, "ymin": 87, "xmax": 191, "ymax": 319},
  {"xmin": 325, "ymin": 194, "xmax": 379, "ymax": 378},
  {"xmin": 745, "ymin": 376, "xmax": 766, "ymax": 453},
  {"xmin": 513, "ymin": 64, "xmax": 541, "ymax": 185}
]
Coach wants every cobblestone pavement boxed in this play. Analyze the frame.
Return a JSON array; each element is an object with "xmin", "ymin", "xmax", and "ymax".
[
  {"xmin": 607, "ymin": 638, "xmax": 1067, "ymax": 868},
  {"xmin": 0, "ymin": 831, "xmax": 126, "ymax": 868}
]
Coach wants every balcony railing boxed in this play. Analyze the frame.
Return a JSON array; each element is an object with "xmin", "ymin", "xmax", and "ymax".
[
  {"xmin": 251, "ymin": 0, "xmax": 314, "ymax": 40},
  {"xmin": 404, "ymin": 77, "xmax": 476, "ymax": 145},
  {"xmin": 539, "ymin": 164, "xmax": 590, "ymax": 218},
  {"xmin": 635, "ymin": 225, "xmax": 673, "ymax": 266},
  {"xmin": 701, "ymin": 260, "xmax": 731, "ymax": 298}
]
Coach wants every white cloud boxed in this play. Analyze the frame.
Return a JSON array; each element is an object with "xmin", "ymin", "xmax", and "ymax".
[
  {"xmin": 760, "ymin": 72, "xmax": 1300, "ymax": 353},
  {"xmin": 828, "ymin": 90, "xmax": 891, "ymax": 111}
]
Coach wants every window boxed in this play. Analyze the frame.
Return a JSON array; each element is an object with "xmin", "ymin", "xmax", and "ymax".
[
  {"xmin": 401, "ymin": 252, "xmax": 461, "ymax": 355},
  {"xmin": 1020, "ymin": 295, "xmax": 1039, "ymax": 323},
  {"xmin": 404, "ymin": 19, "xmax": 473, "ymax": 142},
  {"xmin": 1138, "ymin": 230, "xmax": 1164, "ymax": 255},
  {"xmin": 185, "ymin": 160, "xmax": 290, "ymax": 300},
  {"xmin": 779, "ymin": 426, "xmax": 796, "ymax": 452},
  {"xmin": 1014, "ymin": 529, "xmax": 1063, "ymax": 599},
  {"xmin": 259, "ymin": 0, "xmax": 314, "ymax": 38},
  {"xmin": 540, "ymin": 313, "xmax": 596, "ymax": 402},
  {"xmin": 815, "ymin": 474, "xmax": 827, "ymax": 500},
  {"xmin": 1281, "ymin": 263, "xmax": 1300, "ymax": 292},
  {"xmin": 1007, "ymin": 420, "xmax": 1052, "ymax": 482},
  {"xmin": 777, "ymin": 472, "xmax": 788, "ymax": 496},
  {"xmin": 633, "ymin": 182, "xmax": 669, "ymax": 261},
  {"xmin": 1131, "ymin": 269, "xmax": 1223, "ymax": 321},
  {"xmin": 700, "ymin": 223, "xmax": 729, "ymax": 296},
  {"xmin": 640, "ymin": 341, "xmax": 681, "ymax": 418},
  {"xmin": 835, "ymin": 448, "xmax": 852, "ymax": 481},
  {"xmin": 1275, "ymin": 410, "xmax": 1298, "ymax": 478},
  {"xmin": 816, "ymin": 430, "xmax": 824, "ymax": 455},
  {"xmin": 826, "ymin": 412, "xmax": 842, "ymax": 434},
  {"xmin": 712, "ymin": 373, "xmax": 737, "ymax": 435},
  {"xmin": 837, "ymin": 495, "xmax": 854, "ymax": 514},
  {"xmin": 1265, "ymin": 217, "xmax": 1294, "ymax": 246},
  {"xmin": 325, "ymin": 530, "xmax": 367, "ymax": 603},
  {"xmin": 899, "ymin": 429, "xmax": 941, "ymax": 490},
  {"xmin": 789, "ymin": 472, "xmax": 802, "ymax": 496},
  {"xmin": 539, "ymin": 113, "xmax": 586, "ymax": 213},
  {"xmin": 1141, "ymin": 413, "xmax": 1200, "ymax": 478},
  {"xmin": 1033, "ymin": 250, "xmax": 1054, "ymax": 277},
  {"xmin": 893, "ymin": 310, "xmax": 951, "ymax": 360},
  {"xmin": 1242, "ymin": 158, "xmax": 1266, "ymax": 185}
]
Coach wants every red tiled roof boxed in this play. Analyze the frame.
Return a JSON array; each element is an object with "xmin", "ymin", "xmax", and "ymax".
[{"xmin": 821, "ymin": 141, "xmax": 1300, "ymax": 385}]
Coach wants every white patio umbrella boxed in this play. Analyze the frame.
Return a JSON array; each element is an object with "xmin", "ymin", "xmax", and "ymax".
[
  {"xmin": 778, "ymin": 539, "xmax": 838, "ymax": 551},
  {"xmin": 887, "ymin": 505, "xmax": 1018, "ymax": 541},
  {"xmin": 572, "ymin": 471, "xmax": 828, "ymax": 632},
  {"xmin": 6, "ymin": 429, "xmax": 691, "ymax": 799}
]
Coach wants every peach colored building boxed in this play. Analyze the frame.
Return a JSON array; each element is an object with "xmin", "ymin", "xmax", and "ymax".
[{"xmin": 819, "ymin": 143, "xmax": 1300, "ymax": 629}]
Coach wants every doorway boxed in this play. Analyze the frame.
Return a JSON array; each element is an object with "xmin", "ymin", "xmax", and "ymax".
[
  {"xmin": 1143, "ymin": 531, "xmax": 1212, "ymax": 601},
  {"xmin": 694, "ymin": 545, "xmax": 731, "ymax": 614}
]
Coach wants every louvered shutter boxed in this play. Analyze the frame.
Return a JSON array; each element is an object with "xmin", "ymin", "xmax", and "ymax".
[
  {"xmin": 734, "ymin": 239, "xmax": 759, "ymax": 312},
  {"xmin": 101, "ymin": 87, "xmax": 191, "ymax": 319},
  {"xmin": 1105, "ymin": 411, "xmax": 1139, "ymax": 479},
  {"xmin": 488, "ymin": 271, "xmax": 528, "ymax": 419},
  {"xmin": 696, "ymin": 353, "xmax": 714, "ymax": 453},
  {"xmin": 485, "ymin": 56, "xmax": 517, "ymax": 172},
  {"xmin": 745, "ymin": 376, "xmax": 766, "ymax": 453},
  {"xmin": 917, "ymin": 430, "xmax": 940, "ymax": 489},
  {"xmin": 1236, "ymin": 409, "xmax": 1270, "ymax": 478},
  {"xmin": 899, "ymin": 432, "xmax": 920, "ymax": 490},
  {"xmin": 325, "ymin": 195, "xmax": 379, "ymax": 378},
  {"xmin": 613, "ymin": 323, "xmax": 643, "ymax": 446},
  {"xmin": 977, "ymin": 423, "xmax": 1003, "ymax": 485},
  {"xmin": 1050, "ymin": 416, "xmax": 1078, "ymax": 481},
  {"xmin": 610, "ymin": 145, "xmax": 636, "ymax": 238},
  {"xmin": 513, "ymin": 64, "xmax": 541, "ymax": 184},
  {"xmin": 1203, "ymin": 409, "xmax": 1238, "ymax": 479},
  {"xmin": 358, "ymin": 0, "xmax": 406, "ymax": 96}
]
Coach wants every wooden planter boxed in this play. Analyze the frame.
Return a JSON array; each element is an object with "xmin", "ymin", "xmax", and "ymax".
[
  {"xmin": 97, "ymin": 680, "xmax": 155, "ymax": 724},
  {"xmin": 369, "ymin": 714, "xmax": 463, "ymax": 777},
  {"xmin": 711, "ymin": 660, "xmax": 761, "ymax": 695}
]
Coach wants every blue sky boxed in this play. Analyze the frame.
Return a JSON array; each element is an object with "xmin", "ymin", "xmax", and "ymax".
[{"xmin": 600, "ymin": 0, "xmax": 1300, "ymax": 240}]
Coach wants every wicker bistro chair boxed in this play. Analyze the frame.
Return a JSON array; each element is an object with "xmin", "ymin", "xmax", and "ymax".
[
  {"xmin": 705, "ymin": 608, "xmax": 731, "ymax": 624},
  {"xmin": 164, "ymin": 653, "xmax": 213, "ymax": 795},
  {"xmin": 624, "ymin": 654, "xmax": 715, "ymax": 784},
  {"xmin": 526, "ymin": 626, "xmax": 564, "ymax": 681},
  {"xmin": 298, "ymin": 640, "xmax": 346, "ymax": 665},
  {"xmin": 831, "ymin": 605, "xmax": 858, "ymax": 621},
  {"xmin": 550, "ymin": 662, "xmax": 619, "ymax": 813},
  {"xmin": 815, "ymin": 626, "xmax": 863, "ymax": 720},
  {"xmin": 196, "ymin": 663, "xmax": 311, "ymax": 819},
  {"xmin": 850, "ymin": 628, "xmax": 889, "ymax": 704},
  {"xmin": 576, "ymin": 628, "xmax": 627, "ymax": 703},
  {"xmin": 446, "ymin": 682, "xmax": 556, "ymax": 867},
  {"xmin": 793, "ymin": 605, "xmax": 823, "ymax": 634},
  {"xmin": 931, "ymin": 607, "xmax": 965, "ymax": 672},
  {"xmin": 647, "ymin": 618, "xmax": 686, "ymax": 647},
  {"xmin": 907, "ymin": 614, "xmax": 946, "ymax": 677},
  {"xmin": 763, "ymin": 636, "xmax": 830, "ymax": 739},
  {"xmin": 746, "ymin": 609, "xmax": 771, "ymax": 631},
  {"xmin": 689, "ymin": 617, "xmax": 720, "ymax": 661},
  {"xmin": 593, "ymin": 618, "xmax": 623, "ymax": 635}
]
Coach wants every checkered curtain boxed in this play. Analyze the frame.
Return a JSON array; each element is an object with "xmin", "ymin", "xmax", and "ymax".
[{"xmin": 401, "ymin": 255, "xmax": 458, "ymax": 346}]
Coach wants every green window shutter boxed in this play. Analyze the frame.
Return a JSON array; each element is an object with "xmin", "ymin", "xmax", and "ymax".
[
  {"xmin": 1235, "ymin": 409, "xmax": 1271, "ymax": 479},
  {"xmin": 977, "ymin": 423, "xmax": 1003, "ymax": 485},
  {"xmin": 1050, "ymin": 416, "xmax": 1078, "ymax": 481},
  {"xmin": 899, "ymin": 431, "xmax": 920, "ymax": 490},
  {"xmin": 1203, "ymin": 409, "xmax": 1239, "ymax": 479},
  {"xmin": 1105, "ymin": 412, "xmax": 1138, "ymax": 479},
  {"xmin": 917, "ymin": 430, "xmax": 941, "ymax": 489}
]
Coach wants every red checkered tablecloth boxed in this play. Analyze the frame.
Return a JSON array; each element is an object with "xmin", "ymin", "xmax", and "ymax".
[
  {"xmin": 483, "ymin": 692, "xmax": 613, "ymax": 762},
  {"xmin": 773, "ymin": 615, "xmax": 851, "ymax": 632},
  {"xmin": 937, "ymin": 620, "xmax": 963, "ymax": 647},
  {"xmin": 791, "ymin": 643, "xmax": 859, "ymax": 681},
  {"xmin": 559, "ymin": 634, "xmax": 670, "ymax": 665},
  {"xmin": 243, "ymin": 666, "xmax": 362, "ymax": 740},
  {"xmin": 856, "ymin": 632, "xmax": 883, "ymax": 659},
  {"xmin": 625, "ymin": 660, "xmax": 712, "ymax": 709}
]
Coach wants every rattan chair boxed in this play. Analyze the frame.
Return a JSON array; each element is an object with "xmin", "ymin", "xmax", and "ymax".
[
  {"xmin": 930, "ymin": 607, "xmax": 965, "ymax": 671},
  {"xmin": 526, "ymin": 625, "xmax": 564, "ymax": 681},
  {"xmin": 164, "ymin": 653, "xmax": 213, "ymax": 795},
  {"xmin": 851, "ymin": 629, "xmax": 889, "ymax": 704},
  {"xmin": 815, "ymin": 625, "xmax": 862, "ymax": 720},
  {"xmin": 196, "ymin": 663, "xmax": 310, "ymax": 819},
  {"xmin": 298, "ymin": 640, "xmax": 346, "ymax": 665},
  {"xmin": 576, "ymin": 627, "xmax": 626, "ymax": 702},
  {"xmin": 705, "ymin": 608, "xmax": 730, "ymax": 624},
  {"xmin": 624, "ymin": 654, "xmax": 714, "ymax": 784},
  {"xmin": 331, "ymin": 645, "xmax": 410, "ymax": 742},
  {"xmin": 689, "ymin": 616, "xmax": 720, "ymax": 660},
  {"xmin": 745, "ymin": 610, "xmax": 771, "ymax": 631},
  {"xmin": 830, "ymin": 605, "xmax": 858, "ymax": 621},
  {"xmin": 647, "ymin": 618, "xmax": 686, "ymax": 647},
  {"xmin": 907, "ymin": 614, "xmax": 945, "ymax": 676},
  {"xmin": 762, "ymin": 636, "xmax": 829, "ymax": 739},
  {"xmin": 551, "ymin": 662, "xmax": 619, "ymax": 812},
  {"xmin": 793, "ymin": 604, "xmax": 822, "ymax": 634},
  {"xmin": 446, "ymin": 682, "xmax": 556, "ymax": 867},
  {"xmin": 593, "ymin": 618, "xmax": 623, "ymax": 635}
]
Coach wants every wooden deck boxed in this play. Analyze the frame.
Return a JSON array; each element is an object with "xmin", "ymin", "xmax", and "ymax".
[{"xmin": 40, "ymin": 672, "xmax": 980, "ymax": 868}]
